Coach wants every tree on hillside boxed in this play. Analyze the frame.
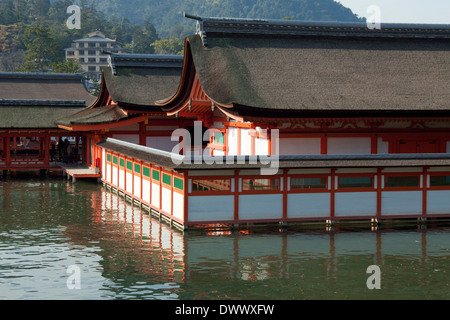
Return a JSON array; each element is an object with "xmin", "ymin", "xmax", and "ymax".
[
  {"xmin": 150, "ymin": 38, "xmax": 183, "ymax": 55},
  {"xmin": 16, "ymin": 25, "xmax": 59, "ymax": 72}
]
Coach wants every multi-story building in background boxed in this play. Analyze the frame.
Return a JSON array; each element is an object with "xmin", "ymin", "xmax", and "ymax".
[{"xmin": 64, "ymin": 30, "xmax": 126, "ymax": 81}]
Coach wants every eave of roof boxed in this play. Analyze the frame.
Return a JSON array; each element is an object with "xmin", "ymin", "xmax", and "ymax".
[
  {"xmin": 97, "ymin": 137, "xmax": 450, "ymax": 170},
  {"xmin": 159, "ymin": 14, "xmax": 450, "ymax": 115}
]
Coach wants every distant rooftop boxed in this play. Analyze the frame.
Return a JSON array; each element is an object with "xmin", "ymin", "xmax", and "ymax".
[
  {"xmin": 106, "ymin": 53, "xmax": 184, "ymax": 75},
  {"xmin": 73, "ymin": 30, "xmax": 116, "ymax": 42}
]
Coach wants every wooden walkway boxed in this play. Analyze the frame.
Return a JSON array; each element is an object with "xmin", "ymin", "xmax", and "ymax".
[{"xmin": 60, "ymin": 163, "xmax": 102, "ymax": 182}]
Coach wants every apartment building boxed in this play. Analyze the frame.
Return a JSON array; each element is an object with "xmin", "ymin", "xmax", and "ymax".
[{"xmin": 65, "ymin": 30, "xmax": 126, "ymax": 81}]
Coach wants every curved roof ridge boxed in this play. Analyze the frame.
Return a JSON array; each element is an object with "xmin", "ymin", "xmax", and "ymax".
[{"xmin": 184, "ymin": 12, "xmax": 450, "ymax": 47}]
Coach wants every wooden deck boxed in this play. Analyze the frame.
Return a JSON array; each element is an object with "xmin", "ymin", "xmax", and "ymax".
[{"xmin": 60, "ymin": 163, "xmax": 102, "ymax": 182}]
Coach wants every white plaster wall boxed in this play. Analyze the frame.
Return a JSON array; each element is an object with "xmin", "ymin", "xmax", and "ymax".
[
  {"xmin": 381, "ymin": 191, "xmax": 422, "ymax": 215},
  {"xmin": 287, "ymin": 193, "xmax": 331, "ymax": 218},
  {"xmin": 118, "ymin": 169, "xmax": 125, "ymax": 190},
  {"xmin": 327, "ymin": 137, "xmax": 371, "ymax": 155},
  {"xmin": 112, "ymin": 165, "xmax": 118, "ymax": 186},
  {"xmin": 227, "ymin": 127, "xmax": 238, "ymax": 155},
  {"xmin": 279, "ymin": 138, "xmax": 321, "ymax": 155},
  {"xmin": 161, "ymin": 187, "xmax": 172, "ymax": 214},
  {"xmin": 133, "ymin": 174, "xmax": 141, "ymax": 198},
  {"xmin": 188, "ymin": 195, "xmax": 235, "ymax": 222},
  {"xmin": 238, "ymin": 194, "xmax": 283, "ymax": 220},
  {"xmin": 126, "ymin": 172, "xmax": 133, "ymax": 193},
  {"xmin": 173, "ymin": 192, "xmax": 184, "ymax": 221},
  {"xmin": 377, "ymin": 137, "xmax": 389, "ymax": 154},
  {"xmin": 241, "ymin": 128, "xmax": 251, "ymax": 155},
  {"xmin": 255, "ymin": 137, "xmax": 269, "ymax": 155},
  {"xmin": 106, "ymin": 163, "xmax": 111, "ymax": 183},
  {"xmin": 335, "ymin": 192, "xmax": 377, "ymax": 217},
  {"xmin": 427, "ymin": 190, "xmax": 450, "ymax": 215},
  {"xmin": 142, "ymin": 179, "xmax": 150, "ymax": 203},
  {"xmin": 151, "ymin": 183, "xmax": 160, "ymax": 208}
]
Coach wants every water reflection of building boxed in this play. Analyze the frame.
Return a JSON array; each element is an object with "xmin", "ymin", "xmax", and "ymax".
[{"xmin": 90, "ymin": 187, "xmax": 449, "ymax": 293}]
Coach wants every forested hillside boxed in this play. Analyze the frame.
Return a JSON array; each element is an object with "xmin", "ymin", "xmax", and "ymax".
[
  {"xmin": 94, "ymin": 0, "xmax": 363, "ymax": 37},
  {"xmin": 0, "ymin": 0, "xmax": 362, "ymax": 71}
]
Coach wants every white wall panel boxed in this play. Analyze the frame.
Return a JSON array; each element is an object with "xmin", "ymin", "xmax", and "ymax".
[
  {"xmin": 188, "ymin": 195, "xmax": 234, "ymax": 222},
  {"xmin": 279, "ymin": 138, "xmax": 321, "ymax": 155},
  {"xmin": 133, "ymin": 174, "xmax": 141, "ymax": 198},
  {"xmin": 142, "ymin": 180, "xmax": 150, "ymax": 203},
  {"xmin": 173, "ymin": 192, "xmax": 184, "ymax": 221},
  {"xmin": 239, "ymin": 194, "xmax": 283, "ymax": 220},
  {"xmin": 381, "ymin": 191, "xmax": 422, "ymax": 215},
  {"xmin": 151, "ymin": 183, "xmax": 160, "ymax": 208},
  {"xmin": 161, "ymin": 187, "xmax": 172, "ymax": 214},
  {"xmin": 335, "ymin": 192, "xmax": 377, "ymax": 217},
  {"xmin": 327, "ymin": 137, "xmax": 371, "ymax": 155},
  {"xmin": 427, "ymin": 190, "xmax": 450, "ymax": 215},
  {"xmin": 287, "ymin": 193, "xmax": 331, "ymax": 218}
]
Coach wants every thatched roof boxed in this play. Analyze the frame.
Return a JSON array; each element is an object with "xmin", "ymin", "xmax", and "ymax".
[
  {"xmin": 0, "ymin": 73, "xmax": 95, "ymax": 129},
  {"xmin": 160, "ymin": 16, "xmax": 450, "ymax": 117},
  {"xmin": 101, "ymin": 53, "xmax": 183, "ymax": 110},
  {"xmin": 0, "ymin": 100, "xmax": 87, "ymax": 129},
  {"xmin": 56, "ymin": 104, "xmax": 128, "ymax": 127},
  {"xmin": 0, "ymin": 72, "xmax": 96, "ymax": 104}
]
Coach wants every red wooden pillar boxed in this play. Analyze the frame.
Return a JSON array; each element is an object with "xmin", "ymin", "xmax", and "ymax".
[
  {"xmin": 44, "ymin": 134, "xmax": 50, "ymax": 165},
  {"xmin": 321, "ymin": 134, "xmax": 328, "ymax": 155},
  {"xmin": 234, "ymin": 169, "xmax": 239, "ymax": 223},
  {"xmin": 376, "ymin": 168, "xmax": 382, "ymax": 218},
  {"xmin": 139, "ymin": 122, "xmax": 146, "ymax": 146},
  {"xmin": 422, "ymin": 167, "xmax": 428, "ymax": 217},
  {"xmin": 5, "ymin": 134, "xmax": 10, "ymax": 165}
]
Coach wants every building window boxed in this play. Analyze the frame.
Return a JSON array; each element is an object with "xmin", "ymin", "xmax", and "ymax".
[
  {"xmin": 79, "ymin": 58, "xmax": 84, "ymax": 62},
  {"xmin": 99, "ymin": 42, "xmax": 107, "ymax": 48},
  {"xmin": 242, "ymin": 178, "xmax": 280, "ymax": 191},
  {"xmin": 88, "ymin": 50, "xmax": 96, "ymax": 55},
  {"xmin": 430, "ymin": 175, "xmax": 450, "ymax": 187},
  {"xmin": 192, "ymin": 179, "xmax": 231, "ymax": 192},
  {"xmin": 152, "ymin": 170, "xmax": 160, "ymax": 181},
  {"xmin": 291, "ymin": 177, "xmax": 327, "ymax": 189},
  {"xmin": 338, "ymin": 176, "xmax": 373, "ymax": 188},
  {"xmin": 88, "ymin": 42, "xmax": 96, "ymax": 47},
  {"xmin": 143, "ymin": 166, "xmax": 150, "ymax": 178},
  {"xmin": 88, "ymin": 58, "xmax": 96, "ymax": 62},
  {"xmin": 67, "ymin": 51, "xmax": 74, "ymax": 56},
  {"xmin": 99, "ymin": 58, "xmax": 107, "ymax": 63},
  {"xmin": 162, "ymin": 173, "xmax": 171, "ymax": 186},
  {"xmin": 385, "ymin": 176, "xmax": 420, "ymax": 188},
  {"xmin": 88, "ymin": 66, "xmax": 96, "ymax": 71},
  {"xmin": 78, "ymin": 50, "xmax": 84, "ymax": 55}
]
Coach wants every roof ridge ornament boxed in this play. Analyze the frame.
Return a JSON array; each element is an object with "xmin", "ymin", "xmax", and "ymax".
[{"xmin": 184, "ymin": 12, "xmax": 208, "ymax": 46}]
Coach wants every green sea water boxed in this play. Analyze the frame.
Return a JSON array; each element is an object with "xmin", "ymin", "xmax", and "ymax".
[{"xmin": 0, "ymin": 175, "xmax": 449, "ymax": 300}]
